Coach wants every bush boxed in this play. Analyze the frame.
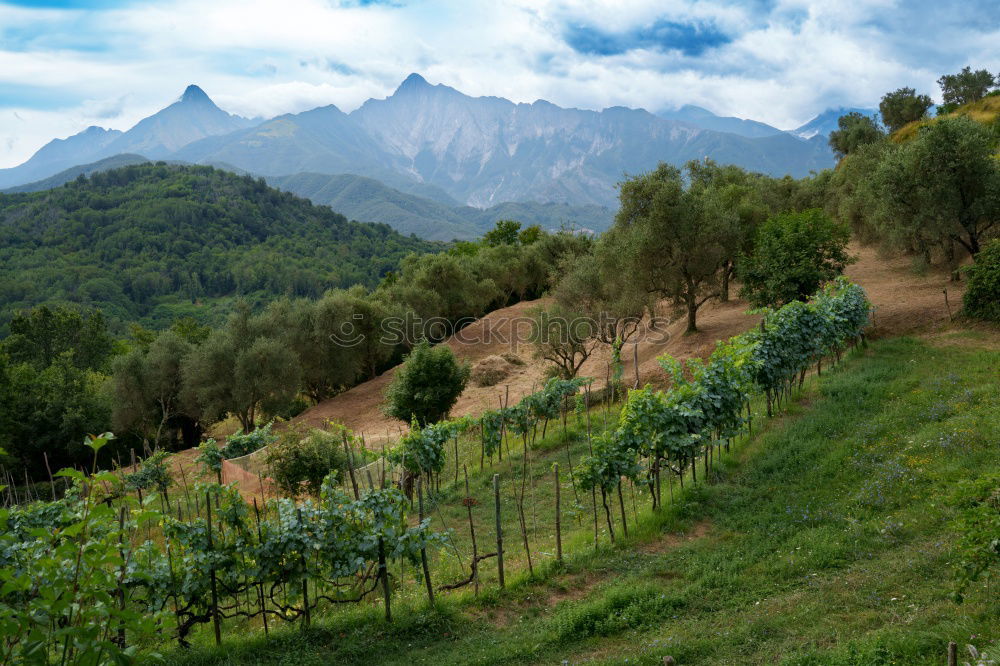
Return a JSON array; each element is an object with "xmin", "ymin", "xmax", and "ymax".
[
  {"xmin": 223, "ymin": 422, "xmax": 278, "ymax": 459},
  {"xmin": 384, "ymin": 340, "xmax": 470, "ymax": 426},
  {"xmin": 265, "ymin": 427, "xmax": 349, "ymax": 497},
  {"xmin": 738, "ymin": 209, "xmax": 853, "ymax": 308},
  {"xmin": 963, "ymin": 240, "xmax": 1000, "ymax": 322}
]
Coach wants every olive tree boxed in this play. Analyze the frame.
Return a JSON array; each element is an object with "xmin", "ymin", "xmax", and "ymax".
[
  {"xmin": 528, "ymin": 303, "xmax": 601, "ymax": 379},
  {"xmin": 614, "ymin": 162, "xmax": 732, "ymax": 334},
  {"xmin": 829, "ymin": 112, "xmax": 885, "ymax": 158},
  {"xmin": 938, "ymin": 66, "xmax": 997, "ymax": 109},
  {"xmin": 874, "ymin": 116, "xmax": 1000, "ymax": 268},
  {"xmin": 879, "ymin": 87, "xmax": 933, "ymax": 132},
  {"xmin": 182, "ymin": 303, "xmax": 302, "ymax": 431}
]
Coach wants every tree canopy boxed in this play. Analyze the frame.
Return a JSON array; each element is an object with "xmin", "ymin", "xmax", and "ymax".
[
  {"xmin": 879, "ymin": 87, "xmax": 933, "ymax": 133},
  {"xmin": 738, "ymin": 209, "xmax": 853, "ymax": 308}
]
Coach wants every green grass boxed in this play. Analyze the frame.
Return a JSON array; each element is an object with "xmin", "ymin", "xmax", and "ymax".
[{"xmin": 170, "ymin": 335, "xmax": 1000, "ymax": 665}]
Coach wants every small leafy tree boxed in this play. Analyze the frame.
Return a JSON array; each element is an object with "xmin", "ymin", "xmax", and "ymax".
[
  {"xmin": 938, "ymin": 66, "xmax": 997, "ymax": 110},
  {"xmin": 962, "ymin": 240, "xmax": 1000, "ymax": 322},
  {"xmin": 384, "ymin": 340, "xmax": 470, "ymax": 426},
  {"xmin": 483, "ymin": 219, "xmax": 522, "ymax": 246},
  {"xmin": 879, "ymin": 87, "xmax": 933, "ymax": 132},
  {"xmin": 738, "ymin": 209, "xmax": 853, "ymax": 308},
  {"xmin": 828, "ymin": 112, "xmax": 885, "ymax": 159}
]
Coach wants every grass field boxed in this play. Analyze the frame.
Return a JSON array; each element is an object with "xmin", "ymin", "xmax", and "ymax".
[{"xmin": 172, "ymin": 332, "xmax": 999, "ymax": 665}]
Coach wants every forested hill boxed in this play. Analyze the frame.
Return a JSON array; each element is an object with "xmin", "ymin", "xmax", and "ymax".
[{"xmin": 0, "ymin": 163, "xmax": 439, "ymax": 331}]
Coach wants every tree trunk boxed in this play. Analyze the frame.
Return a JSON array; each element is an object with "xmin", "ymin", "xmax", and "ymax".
[
  {"xmin": 685, "ymin": 295, "xmax": 698, "ymax": 334},
  {"xmin": 720, "ymin": 261, "xmax": 731, "ymax": 302}
]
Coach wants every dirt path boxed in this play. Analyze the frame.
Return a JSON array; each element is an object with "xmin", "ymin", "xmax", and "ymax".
[{"xmin": 291, "ymin": 244, "xmax": 964, "ymax": 449}]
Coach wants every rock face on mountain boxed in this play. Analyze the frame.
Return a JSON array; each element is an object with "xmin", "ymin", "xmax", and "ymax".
[
  {"xmin": 345, "ymin": 74, "xmax": 834, "ymax": 207},
  {"xmin": 3, "ymin": 76, "xmax": 839, "ymax": 208}
]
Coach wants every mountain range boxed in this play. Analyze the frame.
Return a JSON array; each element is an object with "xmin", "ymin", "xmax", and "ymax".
[{"xmin": 1, "ymin": 75, "xmax": 869, "ymax": 237}]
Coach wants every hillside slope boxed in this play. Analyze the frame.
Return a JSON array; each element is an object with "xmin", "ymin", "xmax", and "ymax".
[
  {"xmin": 292, "ymin": 245, "xmax": 964, "ymax": 444},
  {"xmin": 175, "ymin": 326, "xmax": 999, "ymax": 666}
]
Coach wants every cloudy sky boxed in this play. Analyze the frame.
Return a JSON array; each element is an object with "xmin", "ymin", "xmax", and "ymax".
[{"xmin": 1, "ymin": 0, "xmax": 997, "ymax": 168}]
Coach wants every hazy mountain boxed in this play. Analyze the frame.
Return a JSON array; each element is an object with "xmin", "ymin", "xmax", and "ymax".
[
  {"xmin": 658, "ymin": 104, "xmax": 784, "ymax": 138},
  {"xmin": 3, "ymin": 76, "xmax": 839, "ymax": 209},
  {"xmin": 346, "ymin": 74, "xmax": 835, "ymax": 207},
  {"xmin": 0, "ymin": 126, "xmax": 123, "ymax": 189},
  {"xmin": 268, "ymin": 172, "xmax": 484, "ymax": 240},
  {"xmin": 269, "ymin": 172, "xmax": 614, "ymax": 241},
  {"xmin": 2, "ymin": 154, "xmax": 150, "ymax": 193},
  {"xmin": 101, "ymin": 85, "xmax": 255, "ymax": 158},
  {"xmin": 0, "ymin": 86, "xmax": 252, "ymax": 189},
  {"xmin": 791, "ymin": 107, "xmax": 879, "ymax": 139}
]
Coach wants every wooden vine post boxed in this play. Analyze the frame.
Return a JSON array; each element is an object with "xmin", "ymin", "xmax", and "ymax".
[
  {"xmin": 554, "ymin": 463, "xmax": 562, "ymax": 562},
  {"xmin": 205, "ymin": 491, "xmax": 222, "ymax": 646},
  {"xmin": 378, "ymin": 536, "xmax": 391, "ymax": 622},
  {"xmin": 296, "ymin": 508, "xmax": 311, "ymax": 628},
  {"xmin": 417, "ymin": 478, "xmax": 435, "ymax": 605},
  {"xmin": 493, "ymin": 474, "xmax": 504, "ymax": 588},
  {"xmin": 462, "ymin": 465, "xmax": 480, "ymax": 595}
]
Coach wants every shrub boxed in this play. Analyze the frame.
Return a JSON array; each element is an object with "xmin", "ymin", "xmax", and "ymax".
[
  {"xmin": 384, "ymin": 340, "xmax": 470, "ymax": 426},
  {"xmin": 265, "ymin": 427, "xmax": 349, "ymax": 497},
  {"xmin": 223, "ymin": 422, "xmax": 278, "ymax": 459},
  {"xmin": 738, "ymin": 209, "xmax": 853, "ymax": 308},
  {"xmin": 963, "ymin": 240, "xmax": 1000, "ymax": 322}
]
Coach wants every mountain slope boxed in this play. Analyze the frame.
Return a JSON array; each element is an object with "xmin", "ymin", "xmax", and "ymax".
[
  {"xmin": 0, "ymin": 126, "xmax": 123, "ymax": 189},
  {"xmin": 658, "ymin": 104, "xmax": 784, "ymax": 138},
  {"xmin": 101, "ymin": 85, "xmax": 255, "ymax": 158},
  {"xmin": 0, "ymin": 86, "xmax": 253, "ymax": 189},
  {"xmin": 1, "ymin": 153, "xmax": 150, "ymax": 193},
  {"xmin": 0, "ymin": 163, "xmax": 438, "ymax": 330},
  {"xmin": 269, "ymin": 172, "xmax": 614, "ymax": 240}
]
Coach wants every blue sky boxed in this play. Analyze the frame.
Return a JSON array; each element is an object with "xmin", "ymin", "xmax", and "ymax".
[{"xmin": 0, "ymin": 0, "xmax": 998, "ymax": 167}]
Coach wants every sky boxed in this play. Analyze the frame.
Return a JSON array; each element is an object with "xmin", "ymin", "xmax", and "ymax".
[{"xmin": 0, "ymin": 0, "xmax": 998, "ymax": 168}]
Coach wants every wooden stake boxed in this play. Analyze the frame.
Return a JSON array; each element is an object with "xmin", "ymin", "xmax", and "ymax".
[
  {"xmin": 205, "ymin": 492, "xmax": 222, "ymax": 646},
  {"xmin": 493, "ymin": 474, "xmax": 504, "ymax": 589},
  {"xmin": 417, "ymin": 478, "xmax": 434, "ymax": 605},
  {"xmin": 554, "ymin": 463, "xmax": 562, "ymax": 562},
  {"xmin": 463, "ymin": 465, "xmax": 479, "ymax": 595}
]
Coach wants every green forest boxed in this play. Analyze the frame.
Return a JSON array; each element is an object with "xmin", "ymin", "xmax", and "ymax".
[{"xmin": 0, "ymin": 163, "xmax": 440, "ymax": 332}]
